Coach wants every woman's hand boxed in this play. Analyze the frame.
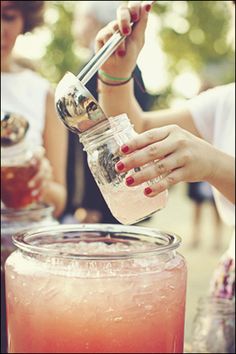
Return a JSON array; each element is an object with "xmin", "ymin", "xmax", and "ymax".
[
  {"xmin": 28, "ymin": 150, "xmax": 66, "ymax": 217},
  {"xmin": 115, "ymin": 125, "xmax": 217, "ymax": 197},
  {"xmin": 95, "ymin": 1, "xmax": 152, "ymax": 79},
  {"xmin": 27, "ymin": 147, "xmax": 53, "ymax": 202}
]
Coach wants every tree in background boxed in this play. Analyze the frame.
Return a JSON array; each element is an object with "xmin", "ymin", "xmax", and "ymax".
[
  {"xmin": 155, "ymin": 1, "xmax": 234, "ymax": 77},
  {"xmin": 40, "ymin": 1, "xmax": 80, "ymax": 84},
  {"xmin": 152, "ymin": 0, "xmax": 235, "ymax": 107},
  {"xmin": 40, "ymin": 1, "xmax": 235, "ymax": 104}
]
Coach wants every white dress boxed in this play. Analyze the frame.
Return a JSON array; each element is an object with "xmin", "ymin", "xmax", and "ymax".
[
  {"xmin": 188, "ymin": 83, "xmax": 235, "ymax": 299},
  {"xmin": 1, "ymin": 69, "xmax": 50, "ymax": 146}
]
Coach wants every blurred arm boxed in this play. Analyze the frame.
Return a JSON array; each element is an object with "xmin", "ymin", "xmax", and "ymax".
[
  {"xmin": 98, "ymin": 79, "xmax": 201, "ymax": 137},
  {"xmin": 43, "ymin": 89, "xmax": 68, "ymax": 217},
  {"xmin": 208, "ymin": 150, "xmax": 235, "ymax": 204}
]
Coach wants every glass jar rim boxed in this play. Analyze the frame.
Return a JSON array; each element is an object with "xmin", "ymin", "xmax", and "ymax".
[
  {"xmin": 80, "ymin": 113, "xmax": 131, "ymax": 148},
  {"xmin": 12, "ymin": 223, "xmax": 182, "ymax": 260},
  {"xmin": 197, "ymin": 296, "xmax": 235, "ymax": 315},
  {"xmin": 1, "ymin": 203, "xmax": 54, "ymax": 218},
  {"xmin": 80, "ymin": 113, "xmax": 129, "ymax": 137}
]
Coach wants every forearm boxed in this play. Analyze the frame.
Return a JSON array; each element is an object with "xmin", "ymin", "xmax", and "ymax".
[
  {"xmin": 98, "ymin": 79, "xmax": 145, "ymax": 132},
  {"xmin": 206, "ymin": 149, "xmax": 235, "ymax": 204},
  {"xmin": 98, "ymin": 80, "xmax": 200, "ymax": 136}
]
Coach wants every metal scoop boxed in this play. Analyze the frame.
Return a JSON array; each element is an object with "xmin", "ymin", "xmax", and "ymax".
[
  {"xmin": 55, "ymin": 1, "xmax": 155, "ymax": 135},
  {"xmin": 1, "ymin": 111, "xmax": 29, "ymax": 147},
  {"xmin": 55, "ymin": 31, "xmax": 126, "ymax": 134}
]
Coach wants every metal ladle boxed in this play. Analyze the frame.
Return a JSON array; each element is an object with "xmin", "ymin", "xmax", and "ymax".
[
  {"xmin": 1, "ymin": 111, "xmax": 29, "ymax": 147},
  {"xmin": 55, "ymin": 1, "xmax": 155, "ymax": 135},
  {"xmin": 54, "ymin": 32, "xmax": 127, "ymax": 135}
]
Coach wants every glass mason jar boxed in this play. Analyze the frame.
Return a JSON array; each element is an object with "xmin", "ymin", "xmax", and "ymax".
[
  {"xmin": 80, "ymin": 114, "xmax": 168, "ymax": 225},
  {"xmin": 1, "ymin": 141, "xmax": 44, "ymax": 209},
  {"xmin": 191, "ymin": 297, "xmax": 235, "ymax": 353},
  {"xmin": 1, "ymin": 204, "xmax": 58, "ymax": 354},
  {"xmin": 5, "ymin": 224, "xmax": 187, "ymax": 354}
]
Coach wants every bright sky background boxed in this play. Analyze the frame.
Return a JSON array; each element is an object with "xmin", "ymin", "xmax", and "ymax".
[{"xmin": 13, "ymin": 5, "xmax": 202, "ymax": 104}]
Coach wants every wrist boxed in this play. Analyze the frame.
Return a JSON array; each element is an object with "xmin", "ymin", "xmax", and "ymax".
[
  {"xmin": 205, "ymin": 149, "xmax": 235, "ymax": 204},
  {"xmin": 98, "ymin": 77, "xmax": 133, "ymax": 93},
  {"xmin": 98, "ymin": 68, "xmax": 134, "ymax": 81},
  {"xmin": 98, "ymin": 69, "xmax": 132, "ymax": 85},
  {"xmin": 205, "ymin": 147, "xmax": 229, "ymax": 185},
  {"xmin": 202, "ymin": 145, "xmax": 217, "ymax": 183}
]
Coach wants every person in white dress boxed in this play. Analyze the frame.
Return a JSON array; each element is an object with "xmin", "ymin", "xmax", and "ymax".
[{"xmin": 1, "ymin": 1, "xmax": 67, "ymax": 217}]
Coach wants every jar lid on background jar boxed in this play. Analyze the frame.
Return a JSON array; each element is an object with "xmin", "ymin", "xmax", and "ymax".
[{"xmin": 1, "ymin": 203, "xmax": 57, "ymax": 237}]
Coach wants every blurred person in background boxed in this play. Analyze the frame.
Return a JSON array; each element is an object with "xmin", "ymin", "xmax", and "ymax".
[
  {"xmin": 1, "ymin": 0, "xmax": 67, "ymax": 218},
  {"xmin": 61, "ymin": 0, "xmax": 156, "ymax": 224},
  {"xmin": 187, "ymin": 82, "xmax": 223, "ymax": 251},
  {"xmin": 1, "ymin": 3, "xmax": 67, "ymax": 351},
  {"xmin": 188, "ymin": 180, "xmax": 222, "ymax": 249}
]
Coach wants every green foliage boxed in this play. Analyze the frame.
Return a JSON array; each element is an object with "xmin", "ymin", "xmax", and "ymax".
[
  {"xmin": 40, "ymin": 1, "xmax": 80, "ymax": 85},
  {"xmin": 40, "ymin": 0, "xmax": 235, "ymax": 97},
  {"xmin": 154, "ymin": 1, "xmax": 234, "ymax": 83}
]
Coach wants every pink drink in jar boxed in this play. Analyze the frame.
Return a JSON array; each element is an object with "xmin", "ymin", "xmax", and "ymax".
[
  {"xmin": 1, "ymin": 204, "xmax": 58, "ymax": 353},
  {"xmin": 5, "ymin": 224, "xmax": 187, "ymax": 353},
  {"xmin": 80, "ymin": 114, "xmax": 168, "ymax": 225}
]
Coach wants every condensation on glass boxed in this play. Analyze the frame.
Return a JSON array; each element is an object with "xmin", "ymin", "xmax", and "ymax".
[
  {"xmin": 5, "ymin": 224, "xmax": 187, "ymax": 353},
  {"xmin": 80, "ymin": 114, "xmax": 168, "ymax": 224},
  {"xmin": 1, "ymin": 204, "xmax": 57, "ymax": 354}
]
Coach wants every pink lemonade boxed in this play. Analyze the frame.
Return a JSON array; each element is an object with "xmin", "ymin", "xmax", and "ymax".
[
  {"xmin": 5, "ymin": 225, "xmax": 187, "ymax": 353},
  {"xmin": 100, "ymin": 184, "xmax": 168, "ymax": 224}
]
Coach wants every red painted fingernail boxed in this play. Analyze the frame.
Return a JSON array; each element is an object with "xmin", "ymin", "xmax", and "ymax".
[
  {"xmin": 145, "ymin": 4, "xmax": 151, "ymax": 12},
  {"xmin": 118, "ymin": 50, "xmax": 126, "ymax": 57},
  {"xmin": 144, "ymin": 187, "xmax": 152, "ymax": 195},
  {"xmin": 121, "ymin": 145, "xmax": 129, "ymax": 153},
  {"xmin": 126, "ymin": 176, "xmax": 134, "ymax": 186},
  {"xmin": 123, "ymin": 26, "xmax": 130, "ymax": 35},
  {"xmin": 116, "ymin": 161, "xmax": 125, "ymax": 171},
  {"xmin": 131, "ymin": 13, "xmax": 138, "ymax": 22}
]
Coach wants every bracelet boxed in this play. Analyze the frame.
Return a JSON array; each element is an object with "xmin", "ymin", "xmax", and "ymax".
[
  {"xmin": 98, "ymin": 75, "xmax": 133, "ymax": 86},
  {"xmin": 99, "ymin": 69, "xmax": 132, "ymax": 82}
]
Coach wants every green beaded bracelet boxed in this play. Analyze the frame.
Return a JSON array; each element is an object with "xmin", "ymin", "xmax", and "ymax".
[
  {"xmin": 99, "ymin": 69, "xmax": 132, "ymax": 82},
  {"xmin": 98, "ymin": 75, "xmax": 133, "ymax": 86}
]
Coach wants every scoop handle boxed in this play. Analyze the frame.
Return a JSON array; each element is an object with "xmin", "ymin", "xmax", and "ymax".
[
  {"xmin": 77, "ymin": 0, "xmax": 156, "ymax": 85},
  {"xmin": 77, "ymin": 30, "xmax": 125, "ymax": 85}
]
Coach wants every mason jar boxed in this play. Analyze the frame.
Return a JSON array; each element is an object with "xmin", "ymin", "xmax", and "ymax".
[
  {"xmin": 80, "ymin": 114, "xmax": 168, "ymax": 225},
  {"xmin": 191, "ymin": 297, "xmax": 235, "ymax": 353},
  {"xmin": 5, "ymin": 224, "xmax": 187, "ymax": 353},
  {"xmin": 1, "ymin": 141, "xmax": 44, "ymax": 209},
  {"xmin": 1, "ymin": 204, "xmax": 58, "ymax": 354}
]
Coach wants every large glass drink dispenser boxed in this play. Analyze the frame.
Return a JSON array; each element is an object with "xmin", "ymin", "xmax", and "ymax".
[
  {"xmin": 5, "ymin": 224, "xmax": 187, "ymax": 353},
  {"xmin": 1, "ymin": 204, "xmax": 58, "ymax": 353}
]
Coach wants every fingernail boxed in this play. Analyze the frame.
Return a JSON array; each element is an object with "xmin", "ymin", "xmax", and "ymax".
[
  {"xmin": 145, "ymin": 4, "xmax": 151, "ymax": 12},
  {"xmin": 118, "ymin": 50, "xmax": 126, "ymax": 57},
  {"xmin": 144, "ymin": 187, "xmax": 152, "ymax": 195},
  {"xmin": 131, "ymin": 13, "xmax": 138, "ymax": 22},
  {"xmin": 126, "ymin": 176, "xmax": 134, "ymax": 186},
  {"xmin": 116, "ymin": 161, "xmax": 125, "ymax": 171},
  {"xmin": 123, "ymin": 26, "xmax": 130, "ymax": 35},
  {"xmin": 121, "ymin": 144, "xmax": 129, "ymax": 153}
]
